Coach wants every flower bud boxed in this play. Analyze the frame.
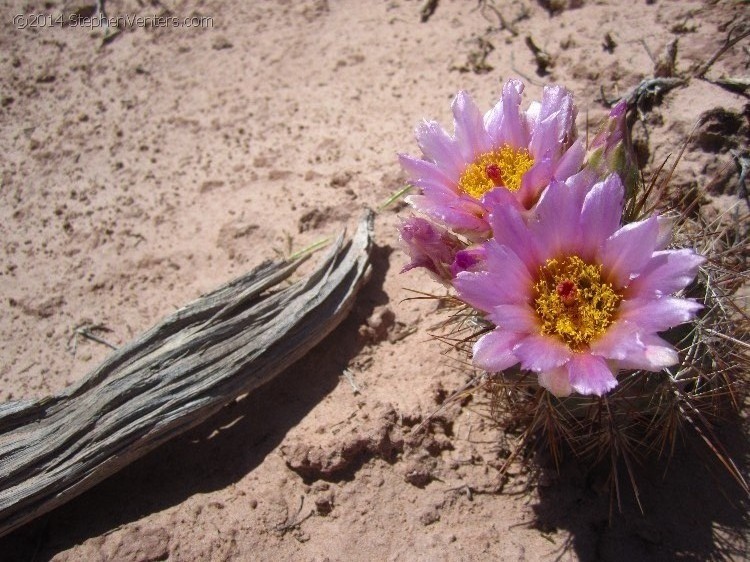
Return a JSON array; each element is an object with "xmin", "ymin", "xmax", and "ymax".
[
  {"xmin": 586, "ymin": 100, "xmax": 639, "ymax": 199},
  {"xmin": 399, "ymin": 216, "xmax": 464, "ymax": 282}
]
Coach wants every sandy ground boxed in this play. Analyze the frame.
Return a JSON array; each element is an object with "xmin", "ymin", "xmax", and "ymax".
[{"xmin": 1, "ymin": 0, "xmax": 749, "ymax": 560}]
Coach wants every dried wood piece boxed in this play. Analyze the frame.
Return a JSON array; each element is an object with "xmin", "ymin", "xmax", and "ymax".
[{"xmin": 0, "ymin": 210, "xmax": 374, "ymax": 538}]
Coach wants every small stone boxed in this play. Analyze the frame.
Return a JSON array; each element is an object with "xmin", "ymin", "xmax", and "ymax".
[
  {"xmin": 403, "ymin": 461, "xmax": 432, "ymax": 488},
  {"xmin": 330, "ymin": 171, "xmax": 353, "ymax": 188},
  {"xmin": 212, "ymin": 37, "xmax": 233, "ymax": 50},
  {"xmin": 314, "ymin": 491, "xmax": 335, "ymax": 516},
  {"xmin": 419, "ymin": 507, "xmax": 440, "ymax": 526}
]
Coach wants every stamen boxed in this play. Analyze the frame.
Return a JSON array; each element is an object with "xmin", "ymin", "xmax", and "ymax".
[
  {"xmin": 458, "ymin": 145, "xmax": 534, "ymax": 199},
  {"xmin": 534, "ymin": 256, "xmax": 622, "ymax": 350}
]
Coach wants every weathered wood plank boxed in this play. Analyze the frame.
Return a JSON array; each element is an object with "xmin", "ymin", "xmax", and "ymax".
[{"xmin": 0, "ymin": 210, "xmax": 374, "ymax": 538}]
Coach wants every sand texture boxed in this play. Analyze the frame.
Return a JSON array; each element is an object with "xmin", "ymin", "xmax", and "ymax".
[{"xmin": 1, "ymin": 0, "xmax": 748, "ymax": 560}]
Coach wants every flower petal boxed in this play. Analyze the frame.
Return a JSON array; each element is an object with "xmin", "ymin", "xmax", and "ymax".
[
  {"xmin": 398, "ymin": 216, "xmax": 455, "ymax": 275},
  {"xmin": 618, "ymin": 297, "xmax": 703, "ymax": 332},
  {"xmin": 553, "ymin": 138, "xmax": 585, "ymax": 181},
  {"xmin": 538, "ymin": 366, "xmax": 573, "ymax": 397},
  {"xmin": 406, "ymin": 194, "xmax": 490, "ymax": 234},
  {"xmin": 539, "ymin": 85, "xmax": 576, "ymax": 133},
  {"xmin": 588, "ymin": 320, "xmax": 642, "ymax": 361},
  {"xmin": 578, "ymin": 173, "xmax": 625, "ymax": 259},
  {"xmin": 491, "ymin": 79, "xmax": 527, "ymax": 148},
  {"xmin": 627, "ymin": 249, "xmax": 705, "ymax": 297},
  {"xmin": 567, "ymin": 353, "xmax": 618, "ymax": 396},
  {"xmin": 488, "ymin": 303, "xmax": 539, "ymax": 332},
  {"xmin": 525, "ymin": 100, "xmax": 541, "ymax": 127},
  {"xmin": 528, "ymin": 85, "xmax": 576, "ymax": 159},
  {"xmin": 472, "ymin": 330, "xmax": 522, "ymax": 372},
  {"xmin": 564, "ymin": 168, "xmax": 599, "ymax": 200},
  {"xmin": 600, "ymin": 215, "xmax": 659, "ymax": 287},
  {"xmin": 616, "ymin": 333, "xmax": 679, "ymax": 371},
  {"xmin": 484, "ymin": 241, "xmax": 534, "ymax": 297},
  {"xmin": 528, "ymin": 111, "xmax": 561, "ymax": 161},
  {"xmin": 514, "ymin": 334, "xmax": 571, "ymax": 372},
  {"xmin": 454, "ymin": 244, "xmax": 532, "ymax": 309},
  {"xmin": 590, "ymin": 323, "xmax": 679, "ymax": 371},
  {"xmin": 414, "ymin": 120, "xmax": 464, "ymax": 179},
  {"xmin": 452, "ymin": 91, "xmax": 491, "ymax": 161},
  {"xmin": 453, "ymin": 271, "xmax": 499, "ymax": 312},
  {"xmin": 516, "ymin": 156, "xmax": 554, "ymax": 208},
  {"xmin": 530, "ymin": 179, "xmax": 584, "ymax": 259},
  {"xmin": 399, "ymin": 154, "xmax": 457, "ymax": 196},
  {"xmin": 450, "ymin": 246, "xmax": 487, "ymax": 276},
  {"xmin": 487, "ymin": 199, "xmax": 539, "ymax": 269},
  {"xmin": 483, "ymin": 97, "xmax": 505, "ymax": 140}
]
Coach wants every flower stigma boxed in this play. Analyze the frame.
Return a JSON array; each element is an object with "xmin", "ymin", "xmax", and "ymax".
[
  {"xmin": 458, "ymin": 145, "xmax": 534, "ymax": 199},
  {"xmin": 533, "ymin": 256, "xmax": 621, "ymax": 350}
]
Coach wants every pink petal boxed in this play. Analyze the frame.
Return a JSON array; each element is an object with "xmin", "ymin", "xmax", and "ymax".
[
  {"xmin": 616, "ymin": 333, "xmax": 679, "ymax": 371},
  {"xmin": 450, "ymin": 246, "xmax": 487, "ymax": 276},
  {"xmin": 452, "ymin": 91, "xmax": 491, "ymax": 161},
  {"xmin": 553, "ymin": 138, "xmax": 585, "ymax": 181},
  {"xmin": 481, "ymin": 184, "xmax": 526, "ymax": 213},
  {"xmin": 567, "ymin": 353, "xmax": 618, "ymax": 396},
  {"xmin": 578, "ymin": 173, "xmax": 624, "ymax": 259},
  {"xmin": 415, "ymin": 179, "xmax": 461, "ymax": 200},
  {"xmin": 618, "ymin": 297, "xmax": 703, "ymax": 332},
  {"xmin": 514, "ymin": 333, "xmax": 571, "ymax": 372},
  {"xmin": 454, "ymin": 245, "xmax": 532, "ymax": 309},
  {"xmin": 487, "ymin": 199, "xmax": 539, "ymax": 269},
  {"xmin": 516, "ymin": 156, "xmax": 554, "ymax": 208},
  {"xmin": 600, "ymin": 215, "xmax": 659, "ymax": 287},
  {"xmin": 398, "ymin": 154, "xmax": 457, "ymax": 196},
  {"xmin": 406, "ymin": 194, "xmax": 490, "ymax": 234},
  {"xmin": 472, "ymin": 330, "xmax": 522, "ymax": 372},
  {"xmin": 528, "ymin": 85, "xmax": 576, "ymax": 160},
  {"xmin": 492, "ymin": 79, "xmax": 527, "ymax": 148},
  {"xmin": 483, "ymin": 97, "xmax": 505, "ymax": 139},
  {"xmin": 627, "ymin": 249, "xmax": 705, "ymax": 297},
  {"xmin": 454, "ymin": 271, "xmax": 501, "ymax": 313},
  {"xmin": 483, "ymin": 241, "xmax": 534, "ymax": 300},
  {"xmin": 415, "ymin": 120, "xmax": 464, "ymax": 179},
  {"xmin": 588, "ymin": 320, "xmax": 642, "ymax": 361},
  {"xmin": 488, "ymin": 304, "xmax": 539, "ymax": 332},
  {"xmin": 564, "ymin": 168, "xmax": 599, "ymax": 200},
  {"xmin": 528, "ymin": 112, "xmax": 561, "ymax": 161},
  {"xmin": 525, "ymin": 100, "xmax": 541, "ymax": 127},
  {"xmin": 539, "ymin": 85, "xmax": 576, "ymax": 131},
  {"xmin": 537, "ymin": 366, "xmax": 573, "ymax": 397},
  {"xmin": 530, "ymin": 179, "xmax": 583, "ymax": 259},
  {"xmin": 590, "ymin": 323, "xmax": 679, "ymax": 371}
]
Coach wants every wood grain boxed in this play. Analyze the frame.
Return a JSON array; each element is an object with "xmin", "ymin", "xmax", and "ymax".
[{"xmin": 0, "ymin": 210, "xmax": 374, "ymax": 538}]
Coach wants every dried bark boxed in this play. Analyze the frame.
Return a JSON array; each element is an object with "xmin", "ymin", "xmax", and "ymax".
[{"xmin": 0, "ymin": 210, "xmax": 374, "ymax": 538}]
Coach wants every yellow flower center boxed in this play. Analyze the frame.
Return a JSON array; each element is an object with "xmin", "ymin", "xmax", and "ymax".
[
  {"xmin": 533, "ymin": 256, "xmax": 622, "ymax": 350},
  {"xmin": 457, "ymin": 145, "xmax": 534, "ymax": 199}
]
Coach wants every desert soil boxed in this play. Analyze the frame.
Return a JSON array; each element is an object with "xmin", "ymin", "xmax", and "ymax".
[{"xmin": 1, "ymin": 0, "xmax": 749, "ymax": 560}]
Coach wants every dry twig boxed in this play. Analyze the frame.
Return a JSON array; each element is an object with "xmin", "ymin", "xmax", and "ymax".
[{"xmin": 0, "ymin": 211, "xmax": 374, "ymax": 538}]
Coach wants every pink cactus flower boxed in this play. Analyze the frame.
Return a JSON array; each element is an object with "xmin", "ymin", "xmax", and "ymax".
[
  {"xmin": 400, "ymin": 79, "xmax": 585, "ymax": 239},
  {"xmin": 453, "ymin": 173, "xmax": 704, "ymax": 397}
]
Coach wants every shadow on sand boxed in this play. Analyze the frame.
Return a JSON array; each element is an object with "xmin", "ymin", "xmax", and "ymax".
[
  {"xmin": 0, "ymin": 244, "xmax": 393, "ymax": 561},
  {"xmin": 529, "ymin": 422, "xmax": 749, "ymax": 561}
]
